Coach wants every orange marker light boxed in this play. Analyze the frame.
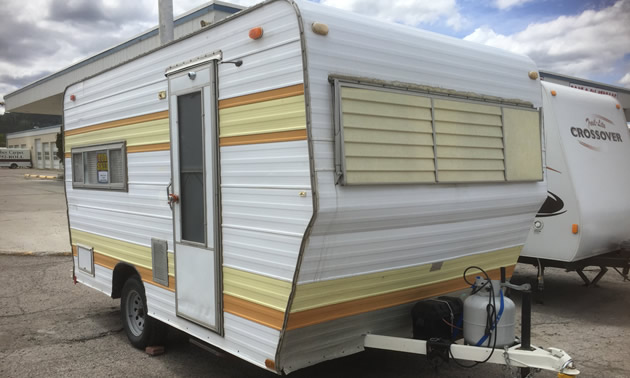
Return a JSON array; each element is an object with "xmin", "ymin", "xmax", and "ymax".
[
  {"xmin": 265, "ymin": 359, "xmax": 275, "ymax": 370},
  {"xmin": 249, "ymin": 27, "xmax": 263, "ymax": 40},
  {"xmin": 551, "ymin": 90, "xmax": 557, "ymax": 96},
  {"xmin": 572, "ymin": 224, "xmax": 579, "ymax": 234},
  {"xmin": 616, "ymin": 104, "xmax": 621, "ymax": 109},
  {"xmin": 70, "ymin": 94, "xmax": 76, "ymax": 101}
]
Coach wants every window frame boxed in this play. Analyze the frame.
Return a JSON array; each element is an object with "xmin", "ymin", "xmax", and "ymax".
[
  {"xmin": 71, "ymin": 141, "xmax": 128, "ymax": 191},
  {"xmin": 332, "ymin": 77, "xmax": 543, "ymax": 186}
]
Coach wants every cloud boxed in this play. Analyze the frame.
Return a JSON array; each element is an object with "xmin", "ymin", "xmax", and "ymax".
[
  {"xmin": 620, "ymin": 73, "xmax": 630, "ymax": 88},
  {"xmin": 319, "ymin": 0, "xmax": 465, "ymax": 30},
  {"xmin": 493, "ymin": 0, "xmax": 536, "ymax": 10},
  {"xmin": 464, "ymin": 0, "xmax": 630, "ymax": 78},
  {"xmin": 0, "ymin": 0, "xmax": 161, "ymax": 97}
]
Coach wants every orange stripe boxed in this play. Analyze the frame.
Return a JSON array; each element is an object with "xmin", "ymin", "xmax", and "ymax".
[
  {"xmin": 223, "ymin": 294, "xmax": 285, "ymax": 330},
  {"xmin": 219, "ymin": 129, "xmax": 307, "ymax": 147},
  {"xmin": 218, "ymin": 84, "xmax": 304, "ymax": 110},
  {"xmin": 72, "ymin": 245, "xmax": 78, "ymax": 256},
  {"xmin": 91, "ymin": 250, "xmax": 175, "ymax": 292},
  {"xmin": 127, "ymin": 142, "xmax": 170, "ymax": 153},
  {"xmin": 285, "ymin": 266, "xmax": 513, "ymax": 330},
  {"xmin": 65, "ymin": 111, "xmax": 169, "ymax": 136},
  {"xmin": 66, "ymin": 143, "xmax": 170, "ymax": 158}
]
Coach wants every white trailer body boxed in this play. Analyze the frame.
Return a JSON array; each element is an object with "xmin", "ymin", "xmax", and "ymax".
[
  {"xmin": 522, "ymin": 82, "xmax": 630, "ymax": 262},
  {"xmin": 0, "ymin": 148, "xmax": 32, "ymax": 168},
  {"xmin": 64, "ymin": 0, "xmax": 547, "ymax": 374}
]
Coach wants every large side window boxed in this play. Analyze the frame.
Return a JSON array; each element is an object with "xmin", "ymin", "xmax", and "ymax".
[
  {"xmin": 71, "ymin": 142, "xmax": 127, "ymax": 190},
  {"xmin": 333, "ymin": 80, "xmax": 542, "ymax": 185}
]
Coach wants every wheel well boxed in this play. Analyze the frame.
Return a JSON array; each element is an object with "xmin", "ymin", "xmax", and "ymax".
[{"xmin": 111, "ymin": 263, "xmax": 141, "ymax": 299}]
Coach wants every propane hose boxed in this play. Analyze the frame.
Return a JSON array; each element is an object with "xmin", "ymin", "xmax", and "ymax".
[{"xmin": 449, "ymin": 266, "xmax": 500, "ymax": 368}]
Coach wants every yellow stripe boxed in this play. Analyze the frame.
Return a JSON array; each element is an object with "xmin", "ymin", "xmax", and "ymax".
[
  {"xmin": 219, "ymin": 129, "xmax": 307, "ymax": 147},
  {"xmin": 65, "ymin": 117, "xmax": 169, "ymax": 153},
  {"xmin": 65, "ymin": 111, "xmax": 169, "ymax": 136},
  {"xmin": 219, "ymin": 94, "xmax": 306, "ymax": 138},
  {"xmin": 70, "ymin": 229, "xmax": 174, "ymax": 277},
  {"xmin": 285, "ymin": 266, "xmax": 513, "ymax": 330},
  {"xmin": 219, "ymin": 84, "xmax": 304, "ymax": 110},
  {"xmin": 223, "ymin": 267, "xmax": 292, "ymax": 312},
  {"xmin": 290, "ymin": 246, "xmax": 522, "ymax": 313},
  {"xmin": 223, "ymin": 294, "xmax": 284, "ymax": 330}
]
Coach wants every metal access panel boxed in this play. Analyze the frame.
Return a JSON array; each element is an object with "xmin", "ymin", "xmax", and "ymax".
[
  {"xmin": 151, "ymin": 238, "xmax": 169, "ymax": 286},
  {"xmin": 77, "ymin": 245, "xmax": 94, "ymax": 276}
]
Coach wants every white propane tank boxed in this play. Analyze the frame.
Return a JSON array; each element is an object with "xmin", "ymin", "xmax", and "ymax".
[{"xmin": 463, "ymin": 278, "xmax": 516, "ymax": 348}]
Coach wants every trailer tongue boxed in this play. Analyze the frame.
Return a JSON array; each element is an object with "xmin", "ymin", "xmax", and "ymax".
[
  {"xmin": 364, "ymin": 335, "xmax": 579, "ymax": 377},
  {"xmin": 365, "ymin": 267, "xmax": 579, "ymax": 377}
]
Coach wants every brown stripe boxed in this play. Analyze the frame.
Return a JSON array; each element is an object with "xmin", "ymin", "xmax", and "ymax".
[
  {"xmin": 72, "ymin": 245, "xmax": 78, "ymax": 256},
  {"xmin": 218, "ymin": 84, "xmax": 304, "ymax": 110},
  {"xmin": 65, "ymin": 110, "xmax": 169, "ymax": 136},
  {"xmin": 285, "ymin": 266, "xmax": 513, "ymax": 330},
  {"xmin": 127, "ymin": 142, "xmax": 170, "ymax": 153},
  {"xmin": 224, "ymin": 294, "xmax": 285, "ymax": 330},
  {"xmin": 66, "ymin": 143, "xmax": 170, "ymax": 158},
  {"xmin": 90, "ymin": 250, "xmax": 175, "ymax": 292},
  {"xmin": 220, "ymin": 129, "xmax": 307, "ymax": 147}
]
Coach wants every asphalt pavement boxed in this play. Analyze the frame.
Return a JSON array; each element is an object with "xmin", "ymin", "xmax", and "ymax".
[
  {"xmin": 0, "ymin": 167, "xmax": 70, "ymax": 254},
  {"xmin": 1, "ymin": 166, "xmax": 629, "ymax": 377}
]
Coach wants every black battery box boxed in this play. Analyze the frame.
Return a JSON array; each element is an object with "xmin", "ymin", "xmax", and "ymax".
[{"xmin": 411, "ymin": 296, "xmax": 463, "ymax": 341}]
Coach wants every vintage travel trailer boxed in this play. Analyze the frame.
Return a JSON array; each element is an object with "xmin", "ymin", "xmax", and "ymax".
[
  {"xmin": 64, "ymin": 0, "xmax": 558, "ymax": 374},
  {"xmin": 520, "ymin": 82, "xmax": 630, "ymax": 285}
]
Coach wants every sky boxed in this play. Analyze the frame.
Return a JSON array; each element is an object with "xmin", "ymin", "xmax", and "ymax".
[{"xmin": 0, "ymin": 0, "xmax": 629, "ymax": 114}]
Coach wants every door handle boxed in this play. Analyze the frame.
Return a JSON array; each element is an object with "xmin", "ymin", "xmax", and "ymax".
[
  {"xmin": 167, "ymin": 182, "xmax": 179, "ymax": 209},
  {"xmin": 168, "ymin": 193, "xmax": 180, "ymax": 206}
]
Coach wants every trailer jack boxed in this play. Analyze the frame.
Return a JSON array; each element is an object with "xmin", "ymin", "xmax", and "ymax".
[{"xmin": 364, "ymin": 335, "xmax": 579, "ymax": 376}]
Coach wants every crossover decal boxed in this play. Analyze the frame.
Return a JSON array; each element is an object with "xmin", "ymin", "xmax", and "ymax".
[{"xmin": 570, "ymin": 114, "xmax": 622, "ymax": 151}]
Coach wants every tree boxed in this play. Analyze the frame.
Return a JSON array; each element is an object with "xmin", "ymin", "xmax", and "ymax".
[{"xmin": 55, "ymin": 132, "xmax": 64, "ymax": 166}]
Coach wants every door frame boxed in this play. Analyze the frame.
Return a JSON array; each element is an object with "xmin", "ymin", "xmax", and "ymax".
[{"xmin": 166, "ymin": 54, "xmax": 223, "ymax": 334}]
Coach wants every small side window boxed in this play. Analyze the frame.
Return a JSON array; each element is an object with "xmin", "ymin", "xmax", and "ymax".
[{"xmin": 71, "ymin": 142, "xmax": 127, "ymax": 190}]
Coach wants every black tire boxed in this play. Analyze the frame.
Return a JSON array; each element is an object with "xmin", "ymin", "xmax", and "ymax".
[
  {"xmin": 120, "ymin": 276, "xmax": 167, "ymax": 349},
  {"xmin": 10, "ymin": 163, "xmax": 17, "ymax": 169}
]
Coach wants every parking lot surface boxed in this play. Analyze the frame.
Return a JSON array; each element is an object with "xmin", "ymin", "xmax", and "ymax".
[
  {"xmin": 0, "ymin": 167, "xmax": 70, "ymax": 254},
  {"xmin": 1, "ymin": 166, "xmax": 629, "ymax": 377}
]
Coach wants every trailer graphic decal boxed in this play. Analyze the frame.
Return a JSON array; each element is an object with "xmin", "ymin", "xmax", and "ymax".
[
  {"xmin": 536, "ymin": 191, "xmax": 566, "ymax": 217},
  {"xmin": 570, "ymin": 114, "xmax": 622, "ymax": 151}
]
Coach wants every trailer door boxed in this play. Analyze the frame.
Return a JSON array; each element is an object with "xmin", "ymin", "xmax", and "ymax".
[{"xmin": 167, "ymin": 60, "xmax": 221, "ymax": 333}]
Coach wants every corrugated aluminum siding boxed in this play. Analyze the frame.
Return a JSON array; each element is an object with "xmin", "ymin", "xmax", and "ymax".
[
  {"xmin": 279, "ymin": 0, "xmax": 547, "ymax": 372},
  {"xmin": 66, "ymin": 1, "xmax": 308, "ymax": 370}
]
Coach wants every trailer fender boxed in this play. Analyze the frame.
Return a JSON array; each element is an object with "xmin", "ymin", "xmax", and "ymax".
[{"xmin": 111, "ymin": 263, "xmax": 141, "ymax": 299}]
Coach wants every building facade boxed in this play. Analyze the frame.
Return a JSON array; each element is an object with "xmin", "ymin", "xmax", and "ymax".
[{"xmin": 7, "ymin": 125, "xmax": 61, "ymax": 169}]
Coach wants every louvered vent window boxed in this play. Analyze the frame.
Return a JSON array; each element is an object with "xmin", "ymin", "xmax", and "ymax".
[
  {"xmin": 71, "ymin": 142, "xmax": 127, "ymax": 190},
  {"xmin": 333, "ymin": 81, "xmax": 542, "ymax": 185}
]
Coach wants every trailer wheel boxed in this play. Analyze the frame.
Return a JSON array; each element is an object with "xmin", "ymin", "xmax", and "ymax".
[
  {"xmin": 120, "ymin": 276, "xmax": 166, "ymax": 349},
  {"xmin": 10, "ymin": 163, "xmax": 17, "ymax": 169}
]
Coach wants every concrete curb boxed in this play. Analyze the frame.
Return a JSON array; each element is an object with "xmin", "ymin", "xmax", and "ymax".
[
  {"xmin": 0, "ymin": 251, "xmax": 72, "ymax": 256},
  {"xmin": 24, "ymin": 174, "xmax": 61, "ymax": 180}
]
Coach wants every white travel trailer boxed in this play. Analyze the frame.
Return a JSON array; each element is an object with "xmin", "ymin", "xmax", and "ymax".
[
  {"xmin": 521, "ymin": 82, "xmax": 630, "ymax": 286},
  {"xmin": 64, "ymin": 0, "xmax": 576, "ymax": 375},
  {"xmin": 0, "ymin": 148, "xmax": 32, "ymax": 168}
]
